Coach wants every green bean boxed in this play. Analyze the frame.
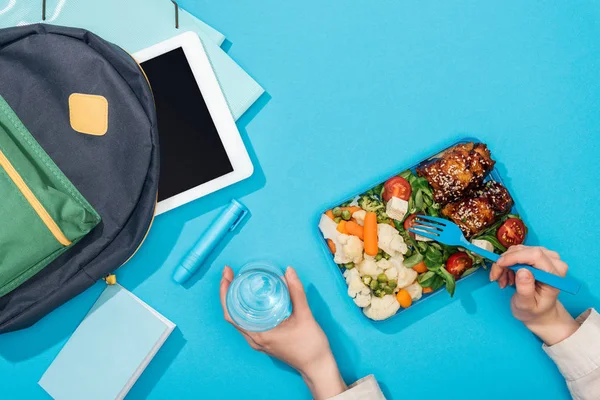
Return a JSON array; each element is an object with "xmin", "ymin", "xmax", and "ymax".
[
  {"xmin": 332, "ymin": 207, "xmax": 342, "ymax": 217},
  {"xmin": 383, "ymin": 252, "xmax": 391, "ymax": 260},
  {"xmin": 362, "ymin": 276, "xmax": 372, "ymax": 285},
  {"xmin": 378, "ymin": 290, "xmax": 386, "ymax": 298},
  {"xmin": 370, "ymin": 280, "xmax": 380, "ymax": 290},
  {"xmin": 377, "ymin": 249, "xmax": 383, "ymax": 256},
  {"xmin": 383, "ymin": 286, "xmax": 394, "ymax": 295},
  {"xmin": 345, "ymin": 262, "xmax": 355, "ymax": 270},
  {"xmin": 341, "ymin": 210, "xmax": 352, "ymax": 221},
  {"xmin": 375, "ymin": 254, "xmax": 383, "ymax": 261},
  {"xmin": 388, "ymin": 279, "xmax": 397, "ymax": 288},
  {"xmin": 334, "ymin": 217, "xmax": 342, "ymax": 223},
  {"xmin": 377, "ymin": 273, "xmax": 388, "ymax": 283},
  {"xmin": 374, "ymin": 289, "xmax": 382, "ymax": 297}
]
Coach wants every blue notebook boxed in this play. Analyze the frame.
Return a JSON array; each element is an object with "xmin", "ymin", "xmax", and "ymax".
[{"xmin": 39, "ymin": 284, "xmax": 175, "ymax": 400}]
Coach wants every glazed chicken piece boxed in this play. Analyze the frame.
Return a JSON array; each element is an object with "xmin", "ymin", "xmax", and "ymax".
[
  {"xmin": 417, "ymin": 143, "xmax": 495, "ymax": 204},
  {"xmin": 442, "ymin": 198, "xmax": 496, "ymax": 239},
  {"xmin": 442, "ymin": 181, "xmax": 513, "ymax": 238},
  {"xmin": 472, "ymin": 181, "xmax": 513, "ymax": 214}
]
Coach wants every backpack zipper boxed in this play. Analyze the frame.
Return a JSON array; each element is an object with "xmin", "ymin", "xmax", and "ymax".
[
  {"xmin": 0, "ymin": 147, "xmax": 72, "ymax": 246},
  {"xmin": 115, "ymin": 51, "xmax": 157, "ymax": 270}
]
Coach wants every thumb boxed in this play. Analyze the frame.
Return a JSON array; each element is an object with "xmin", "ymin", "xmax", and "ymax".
[
  {"xmin": 513, "ymin": 268, "xmax": 537, "ymax": 311},
  {"xmin": 285, "ymin": 267, "xmax": 310, "ymax": 315}
]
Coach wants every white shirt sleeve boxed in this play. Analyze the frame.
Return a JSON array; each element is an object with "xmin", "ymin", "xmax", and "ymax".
[
  {"xmin": 327, "ymin": 375, "xmax": 386, "ymax": 400},
  {"xmin": 543, "ymin": 308, "xmax": 600, "ymax": 400}
]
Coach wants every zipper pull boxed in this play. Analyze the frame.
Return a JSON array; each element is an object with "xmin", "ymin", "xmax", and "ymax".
[{"xmin": 104, "ymin": 274, "xmax": 117, "ymax": 285}]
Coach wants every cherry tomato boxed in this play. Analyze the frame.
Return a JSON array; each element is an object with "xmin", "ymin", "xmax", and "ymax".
[
  {"xmin": 403, "ymin": 213, "xmax": 422, "ymax": 238},
  {"xmin": 446, "ymin": 252, "xmax": 473, "ymax": 279},
  {"xmin": 497, "ymin": 218, "xmax": 526, "ymax": 248},
  {"xmin": 383, "ymin": 176, "xmax": 412, "ymax": 202}
]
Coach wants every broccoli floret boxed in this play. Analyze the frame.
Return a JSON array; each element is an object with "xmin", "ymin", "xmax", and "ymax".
[
  {"xmin": 376, "ymin": 209, "xmax": 390, "ymax": 224},
  {"xmin": 358, "ymin": 195, "xmax": 385, "ymax": 213}
]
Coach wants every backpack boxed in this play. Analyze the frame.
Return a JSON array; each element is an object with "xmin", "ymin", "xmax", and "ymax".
[{"xmin": 0, "ymin": 24, "xmax": 159, "ymax": 333}]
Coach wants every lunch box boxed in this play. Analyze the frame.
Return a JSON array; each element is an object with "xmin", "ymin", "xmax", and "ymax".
[{"xmin": 316, "ymin": 137, "xmax": 525, "ymax": 320}]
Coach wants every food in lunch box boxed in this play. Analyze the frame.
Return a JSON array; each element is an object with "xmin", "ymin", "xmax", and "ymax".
[
  {"xmin": 417, "ymin": 142, "xmax": 495, "ymax": 204},
  {"xmin": 318, "ymin": 141, "xmax": 527, "ymax": 321},
  {"xmin": 496, "ymin": 217, "xmax": 526, "ymax": 248},
  {"xmin": 442, "ymin": 181, "xmax": 514, "ymax": 238}
]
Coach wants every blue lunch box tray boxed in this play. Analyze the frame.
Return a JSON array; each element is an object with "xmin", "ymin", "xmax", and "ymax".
[{"xmin": 315, "ymin": 137, "xmax": 525, "ymax": 321}]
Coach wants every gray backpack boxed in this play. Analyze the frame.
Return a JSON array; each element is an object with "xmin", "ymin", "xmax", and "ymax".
[{"xmin": 0, "ymin": 24, "xmax": 159, "ymax": 332}]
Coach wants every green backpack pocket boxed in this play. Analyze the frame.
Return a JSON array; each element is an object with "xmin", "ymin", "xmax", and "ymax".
[{"xmin": 0, "ymin": 96, "xmax": 101, "ymax": 297}]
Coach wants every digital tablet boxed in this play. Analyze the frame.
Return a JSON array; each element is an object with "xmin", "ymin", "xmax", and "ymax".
[{"xmin": 134, "ymin": 32, "xmax": 254, "ymax": 215}]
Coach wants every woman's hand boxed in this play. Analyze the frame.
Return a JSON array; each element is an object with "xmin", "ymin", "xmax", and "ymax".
[
  {"xmin": 490, "ymin": 245, "xmax": 580, "ymax": 345},
  {"xmin": 220, "ymin": 266, "xmax": 347, "ymax": 400}
]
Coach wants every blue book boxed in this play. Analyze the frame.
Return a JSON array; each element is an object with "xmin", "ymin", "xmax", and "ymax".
[{"xmin": 39, "ymin": 284, "xmax": 175, "ymax": 400}]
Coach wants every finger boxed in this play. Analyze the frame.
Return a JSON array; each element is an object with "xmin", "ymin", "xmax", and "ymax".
[
  {"xmin": 513, "ymin": 268, "xmax": 537, "ymax": 311},
  {"xmin": 551, "ymin": 259, "xmax": 569, "ymax": 276},
  {"xmin": 490, "ymin": 263, "xmax": 503, "ymax": 282},
  {"xmin": 497, "ymin": 247, "xmax": 558, "ymax": 275},
  {"xmin": 542, "ymin": 248, "xmax": 560, "ymax": 260},
  {"xmin": 507, "ymin": 270, "xmax": 515, "ymax": 287},
  {"xmin": 504, "ymin": 244, "xmax": 524, "ymax": 254},
  {"xmin": 498, "ymin": 270, "xmax": 509, "ymax": 289},
  {"xmin": 219, "ymin": 266, "xmax": 235, "ymax": 323},
  {"xmin": 285, "ymin": 267, "xmax": 310, "ymax": 316}
]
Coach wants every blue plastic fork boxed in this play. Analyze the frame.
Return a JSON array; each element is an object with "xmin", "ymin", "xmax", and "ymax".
[{"xmin": 408, "ymin": 215, "xmax": 581, "ymax": 295}]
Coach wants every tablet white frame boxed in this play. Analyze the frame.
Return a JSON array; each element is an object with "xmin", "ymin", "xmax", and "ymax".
[{"xmin": 134, "ymin": 32, "xmax": 254, "ymax": 215}]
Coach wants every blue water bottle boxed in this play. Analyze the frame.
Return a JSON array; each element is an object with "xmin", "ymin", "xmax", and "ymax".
[
  {"xmin": 226, "ymin": 261, "xmax": 292, "ymax": 332},
  {"xmin": 173, "ymin": 199, "xmax": 248, "ymax": 284}
]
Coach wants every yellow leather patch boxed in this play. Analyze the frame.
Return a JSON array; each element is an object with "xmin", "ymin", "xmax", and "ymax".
[{"xmin": 68, "ymin": 94, "xmax": 108, "ymax": 136}]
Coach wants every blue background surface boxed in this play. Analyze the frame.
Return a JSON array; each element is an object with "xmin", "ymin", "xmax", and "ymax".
[{"xmin": 1, "ymin": 1, "xmax": 600, "ymax": 399}]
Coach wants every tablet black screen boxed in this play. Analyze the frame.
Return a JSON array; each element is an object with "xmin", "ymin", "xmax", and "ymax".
[{"xmin": 141, "ymin": 47, "xmax": 234, "ymax": 202}]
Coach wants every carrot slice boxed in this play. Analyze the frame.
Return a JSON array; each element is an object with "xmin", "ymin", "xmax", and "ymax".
[
  {"xmin": 325, "ymin": 210, "xmax": 334, "ymax": 220},
  {"xmin": 422, "ymin": 287, "xmax": 433, "ymax": 294},
  {"xmin": 396, "ymin": 289, "xmax": 412, "ymax": 308},
  {"xmin": 327, "ymin": 239, "xmax": 336, "ymax": 254},
  {"xmin": 363, "ymin": 212, "xmax": 378, "ymax": 256},
  {"xmin": 412, "ymin": 261, "xmax": 428, "ymax": 273},
  {"xmin": 345, "ymin": 221, "xmax": 364, "ymax": 240},
  {"xmin": 337, "ymin": 220, "xmax": 348, "ymax": 234}
]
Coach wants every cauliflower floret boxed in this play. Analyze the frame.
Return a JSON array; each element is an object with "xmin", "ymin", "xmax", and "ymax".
[
  {"xmin": 352, "ymin": 210, "xmax": 367, "ymax": 226},
  {"xmin": 396, "ymin": 264, "xmax": 418, "ymax": 289},
  {"xmin": 377, "ymin": 224, "xmax": 408, "ymax": 257},
  {"xmin": 386, "ymin": 197, "xmax": 409, "ymax": 221},
  {"xmin": 319, "ymin": 214, "xmax": 340, "ymax": 240},
  {"xmin": 358, "ymin": 258, "xmax": 382, "ymax": 277},
  {"xmin": 404, "ymin": 282, "xmax": 423, "ymax": 301},
  {"xmin": 376, "ymin": 258, "xmax": 398, "ymax": 280},
  {"xmin": 349, "ymin": 197, "xmax": 360, "ymax": 207},
  {"xmin": 385, "ymin": 267, "xmax": 398, "ymax": 281},
  {"xmin": 334, "ymin": 234, "xmax": 364, "ymax": 265},
  {"xmin": 472, "ymin": 239, "xmax": 494, "ymax": 252},
  {"xmin": 389, "ymin": 255, "xmax": 405, "ymax": 270},
  {"xmin": 344, "ymin": 268, "xmax": 372, "ymax": 307},
  {"xmin": 376, "ymin": 258, "xmax": 392, "ymax": 271},
  {"xmin": 363, "ymin": 295, "xmax": 400, "ymax": 320}
]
